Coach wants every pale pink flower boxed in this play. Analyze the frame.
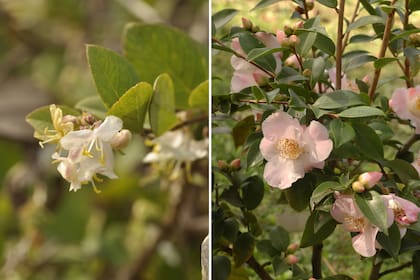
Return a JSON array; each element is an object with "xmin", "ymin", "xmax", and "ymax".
[
  {"xmin": 330, "ymin": 194, "xmax": 390, "ymax": 257},
  {"xmin": 383, "ymin": 194, "xmax": 420, "ymax": 236},
  {"xmin": 389, "ymin": 86, "xmax": 420, "ymax": 133},
  {"xmin": 285, "ymin": 55, "xmax": 300, "ymax": 69},
  {"xmin": 358, "ymin": 171, "xmax": 382, "ymax": 189},
  {"xmin": 259, "ymin": 111, "xmax": 332, "ymax": 189},
  {"xmin": 230, "ymin": 32, "xmax": 282, "ymax": 92},
  {"xmin": 328, "ymin": 68, "xmax": 359, "ymax": 92}
]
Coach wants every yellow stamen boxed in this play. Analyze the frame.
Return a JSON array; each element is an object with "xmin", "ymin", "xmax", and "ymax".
[{"xmin": 276, "ymin": 138, "xmax": 303, "ymax": 160}]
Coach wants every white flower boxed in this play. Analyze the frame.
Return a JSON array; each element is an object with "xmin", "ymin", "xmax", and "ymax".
[{"xmin": 54, "ymin": 115, "xmax": 123, "ymax": 192}]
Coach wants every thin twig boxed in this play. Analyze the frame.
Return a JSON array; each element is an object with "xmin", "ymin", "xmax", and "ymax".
[
  {"xmin": 397, "ymin": 134, "xmax": 420, "ymax": 157},
  {"xmin": 378, "ymin": 261, "xmax": 412, "ymax": 278},
  {"xmin": 369, "ymin": 259, "xmax": 383, "ymax": 280},
  {"xmin": 403, "ymin": 0, "xmax": 412, "ymax": 88},
  {"xmin": 342, "ymin": 0, "xmax": 361, "ymax": 53},
  {"xmin": 336, "ymin": 0, "xmax": 346, "ymax": 90},
  {"xmin": 312, "ymin": 243, "xmax": 323, "ymax": 278}
]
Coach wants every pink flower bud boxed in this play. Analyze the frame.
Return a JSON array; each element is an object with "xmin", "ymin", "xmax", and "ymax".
[
  {"xmin": 289, "ymin": 35, "xmax": 300, "ymax": 47},
  {"xmin": 285, "ymin": 55, "xmax": 300, "ymax": 68},
  {"xmin": 285, "ymin": 254, "xmax": 299, "ymax": 265},
  {"xmin": 352, "ymin": 181, "xmax": 365, "ymax": 193},
  {"xmin": 287, "ymin": 243, "xmax": 299, "ymax": 253},
  {"xmin": 217, "ymin": 160, "xmax": 229, "ymax": 171},
  {"xmin": 230, "ymin": 159, "xmax": 241, "ymax": 170},
  {"xmin": 358, "ymin": 171, "xmax": 382, "ymax": 189},
  {"xmin": 241, "ymin": 17, "xmax": 253, "ymax": 30},
  {"xmin": 276, "ymin": 30, "xmax": 287, "ymax": 45},
  {"xmin": 294, "ymin": 21, "xmax": 304, "ymax": 30}
]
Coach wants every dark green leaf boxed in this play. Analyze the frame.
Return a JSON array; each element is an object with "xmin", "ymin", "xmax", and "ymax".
[
  {"xmin": 301, "ymin": 211, "xmax": 337, "ymax": 247},
  {"xmin": 311, "ymin": 57, "xmax": 326, "ymax": 82},
  {"xmin": 374, "ymin": 57, "xmax": 399, "ymax": 69},
  {"xmin": 213, "ymin": 255, "xmax": 231, "ymax": 280},
  {"xmin": 285, "ymin": 175, "xmax": 314, "ymax": 211},
  {"xmin": 269, "ymin": 226, "xmax": 290, "ymax": 252},
  {"xmin": 313, "ymin": 90, "xmax": 365, "ymax": 109},
  {"xmin": 220, "ymin": 187, "xmax": 243, "ymax": 208},
  {"xmin": 346, "ymin": 16, "xmax": 385, "ymax": 33},
  {"xmin": 149, "ymin": 74, "xmax": 178, "ymax": 136},
  {"xmin": 384, "ymin": 159, "xmax": 419, "ymax": 184},
  {"xmin": 257, "ymin": 240, "xmax": 279, "ymax": 257},
  {"xmin": 329, "ymin": 118, "xmax": 356, "ymax": 148},
  {"xmin": 251, "ymin": 0, "xmax": 283, "ymax": 11},
  {"xmin": 108, "ymin": 82, "xmax": 153, "ymax": 132},
  {"xmin": 212, "ymin": 9, "xmax": 239, "ymax": 30},
  {"xmin": 353, "ymin": 123, "xmax": 384, "ymax": 161},
  {"xmin": 355, "ymin": 191, "xmax": 389, "ymax": 235},
  {"xmin": 376, "ymin": 223, "xmax": 401, "ymax": 260},
  {"xmin": 313, "ymin": 32, "xmax": 336, "ymax": 56},
  {"xmin": 343, "ymin": 53, "xmax": 377, "ymax": 71},
  {"xmin": 123, "ymin": 23, "xmax": 207, "ymax": 108},
  {"xmin": 233, "ymin": 232, "xmax": 255, "ymax": 267},
  {"xmin": 338, "ymin": 106, "xmax": 385, "ymax": 118},
  {"xmin": 350, "ymin": 34, "xmax": 374, "ymax": 43},
  {"xmin": 244, "ymin": 211, "xmax": 263, "ymax": 236},
  {"xmin": 409, "ymin": 0, "xmax": 420, "ymax": 11},
  {"xmin": 222, "ymin": 218, "xmax": 240, "ymax": 243},
  {"xmin": 323, "ymin": 275, "xmax": 354, "ymax": 280},
  {"xmin": 86, "ymin": 45, "xmax": 139, "ymax": 108},
  {"xmin": 310, "ymin": 181, "xmax": 346, "ymax": 209},
  {"xmin": 232, "ymin": 116, "xmax": 255, "ymax": 148},
  {"xmin": 296, "ymin": 30, "xmax": 317, "ymax": 55},
  {"xmin": 246, "ymin": 138, "xmax": 263, "ymax": 168},
  {"xmin": 316, "ymin": 0, "xmax": 337, "ymax": 8},
  {"xmin": 390, "ymin": 28, "xmax": 420, "ymax": 43},
  {"xmin": 247, "ymin": 47, "xmax": 284, "ymax": 61},
  {"xmin": 242, "ymin": 176, "xmax": 265, "ymax": 210},
  {"xmin": 272, "ymin": 256, "xmax": 288, "ymax": 275},
  {"xmin": 288, "ymin": 89, "xmax": 307, "ymax": 110}
]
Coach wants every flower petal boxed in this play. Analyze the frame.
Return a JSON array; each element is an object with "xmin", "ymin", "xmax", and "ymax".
[
  {"xmin": 261, "ymin": 111, "xmax": 302, "ymax": 142},
  {"xmin": 351, "ymin": 226, "xmax": 379, "ymax": 257},
  {"xmin": 263, "ymin": 158, "xmax": 304, "ymax": 189},
  {"xmin": 60, "ymin": 129, "xmax": 92, "ymax": 150},
  {"xmin": 95, "ymin": 116, "xmax": 123, "ymax": 142}
]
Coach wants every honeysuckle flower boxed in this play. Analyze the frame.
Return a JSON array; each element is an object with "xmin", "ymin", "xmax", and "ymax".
[
  {"xmin": 230, "ymin": 32, "xmax": 282, "ymax": 92},
  {"xmin": 143, "ymin": 130, "xmax": 208, "ymax": 180},
  {"xmin": 383, "ymin": 194, "xmax": 420, "ymax": 237},
  {"xmin": 328, "ymin": 68, "xmax": 358, "ymax": 92},
  {"xmin": 35, "ymin": 104, "xmax": 74, "ymax": 146},
  {"xmin": 54, "ymin": 115, "xmax": 123, "ymax": 192},
  {"xmin": 330, "ymin": 194, "xmax": 393, "ymax": 257},
  {"xmin": 259, "ymin": 111, "xmax": 332, "ymax": 189},
  {"xmin": 389, "ymin": 86, "xmax": 420, "ymax": 133}
]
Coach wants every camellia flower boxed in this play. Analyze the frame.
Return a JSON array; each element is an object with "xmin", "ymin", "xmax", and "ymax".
[
  {"xmin": 383, "ymin": 194, "xmax": 420, "ymax": 237},
  {"xmin": 53, "ymin": 115, "xmax": 123, "ymax": 192},
  {"xmin": 389, "ymin": 86, "xmax": 420, "ymax": 133},
  {"xmin": 230, "ymin": 32, "xmax": 282, "ymax": 92},
  {"xmin": 330, "ymin": 194, "xmax": 393, "ymax": 257},
  {"xmin": 143, "ymin": 130, "xmax": 208, "ymax": 180},
  {"xmin": 259, "ymin": 111, "xmax": 332, "ymax": 189}
]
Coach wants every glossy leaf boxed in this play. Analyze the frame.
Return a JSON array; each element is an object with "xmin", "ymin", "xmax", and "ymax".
[
  {"xmin": 338, "ymin": 106, "xmax": 385, "ymax": 118},
  {"xmin": 346, "ymin": 16, "xmax": 385, "ymax": 33},
  {"xmin": 75, "ymin": 96, "xmax": 107, "ymax": 119},
  {"xmin": 213, "ymin": 255, "xmax": 231, "ymax": 280},
  {"xmin": 233, "ymin": 232, "xmax": 255, "ymax": 267},
  {"xmin": 108, "ymin": 82, "xmax": 153, "ymax": 132},
  {"xmin": 313, "ymin": 90, "xmax": 365, "ymax": 109},
  {"xmin": 353, "ymin": 123, "xmax": 383, "ymax": 161},
  {"xmin": 355, "ymin": 191, "xmax": 389, "ymax": 235},
  {"xmin": 269, "ymin": 226, "xmax": 289, "ymax": 252},
  {"xmin": 212, "ymin": 9, "xmax": 238, "ymax": 30},
  {"xmin": 86, "ymin": 45, "xmax": 139, "ymax": 108},
  {"xmin": 376, "ymin": 223, "xmax": 401, "ymax": 260},
  {"xmin": 384, "ymin": 159, "xmax": 419, "ymax": 184},
  {"xmin": 328, "ymin": 118, "xmax": 355, "ymax": 148},
  {"xmin": 188, "ymin": 80, "xmax": 209, "ymax": 111},
  {"xmin": 373, "ymin": 57, "xmax": 399, "ymax": 69},
  {"xmin": 149, "ymin": 74, "xmax": 178, "ymax": 136},
  {"xmin": 310, "ymin": 181, "xmax": 345, "ymax": 209},
  {"xmin": 123, "ymin": 23, "xmax": 207, "ymax": 108},
  {"xmin": 300, "ymin": 211, "xmax": 337, "ymax": 248},
  {"xmin": 26, "ymin": 105, "xmax": 79, "ymax": 134},
  {"xmin": 242, "ymin": 176, "xmax": 265, "ymax": 210}
]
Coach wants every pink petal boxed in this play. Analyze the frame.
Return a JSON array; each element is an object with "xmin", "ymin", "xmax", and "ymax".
[
  {"xmin": 261, "ymin": 111, "xmax": 303, "ymax": 142},
  {"xmin": 303, "ymin": 120, "xmax": 333, "ymax": 166},
  {"xmin": 259, "ymin": 137, "xmax": 277, "ymax": 161},
  {"xmin": 255, "ymin": 32, "xmax": 280, "ymax": 49},
  {"xmin": 352, "ymin": 226, "xmax": 379, "ymax": 257},
  {"xmin": 359, "ymin": 172, "xmax": 382, "ymax": 188},
  {"xmin": 330, "ymin": 195, "xmax": 361, "ymax": 224},
  {"xmin": 231, "ymin": 71, "xmax": 257, "ymax": 92},
  {"xmin": 263, "ymin": 158, "xmax": 304, "ymax": 189},
  {"xmin": 390, "ymin": 88, "xmax": 411, "ymax": 120}
]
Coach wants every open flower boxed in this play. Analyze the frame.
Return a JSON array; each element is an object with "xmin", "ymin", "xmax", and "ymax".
[
  {"xmin": 389, "ymin": 86, "xmax": 420, "ymax": 133},
  {"xmin": 383, "ymin": 194, "xmax": 420, "ymax": 236},
  {"xmin": 230, "ymin": 32, "xmax": 282, "ymax": 92},
  {"xmin": 259, "ymin": 111, "xmax": 332, "ymax": 189},
  {"xmin": 54, "ymin": 115, "xmax": 123, "ymax": 192}
]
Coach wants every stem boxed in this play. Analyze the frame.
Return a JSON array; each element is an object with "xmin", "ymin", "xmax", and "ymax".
[
  {"xmin": 312, "ymin": 243, "xmax": 323, "ymax": 278},
  {"xmin": 403, "ymin": 0, "xmax": 412, "ymax": 87},
  {"xmin": 397, "ymin": 134, "xmax": 420, "ymax": 157},
  {"xmin": 368, "ymin": 2, "xmax": 396, "ymax": 102},
  {"xmin": 378, "ymin": 261, "xmax": 412, "ymax": 278},
  {"xmin": 336, "ymin": 0, "xmax": 346, "ymax": 90},
  {"xmin": 302, "ymin": 0, "xmax": 310, "ymax": 20},
  {"xmin": 342, "ymin": 0, "xmax": 360, "ymax": 53},
  {"xmin": 212, "ymin": 37, "xmax": 276, "ymax": 78},
  {"xmin": 369, "ymin": 259, "xmax": 383, "ymax": 280}
]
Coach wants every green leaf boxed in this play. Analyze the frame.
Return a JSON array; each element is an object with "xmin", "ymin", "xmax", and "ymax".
[
  {"xmin": 149, "ymin": 74, "xmax": 178, "ymax": 136},
  {"xmin": 384, "ymin": 159, "xmax": 419, "ymax": 184},
  {"xmin": 123, "ymin": 23, "xmax": 207, "ymax": 108},
  {"xmin": 251, "ymin": 0, "xmax": 283, "ymax": 11},
  {"xmin": 247, "ymin": 47, "xmax": 284, "ymax": 61},
  {"xmin": 108, "ymin": 82, "xmax": 153, "ymax": 132},
  {"xmin": 246, "ymin": 138, "xmax": 263, "ymax": 168},
  {"xmin": 390, "ymin": 28, "xmax": 420, "ymax": 43},
  {"xmin": 373, "ymin": 57, "xmax": 399, "ymax": 69},
  {"xmin": 212, "ymin": 9, "xmax": 238, "ymax": 30},
  {"xmin": 316, "ymin": 0, "xmax": 337, "ymax": 8},
  {"xmin": 323, "ymin": 275, "xmax": 354, "ymax": 280},
  {"xmin": 300, "ymin": 211, "xmax": 337, "ymax": 248},
  {"xmin": 288, "ymin": 89, "xmax": 307, "ymax": 110},
  {"xmin": 272, "ymin": 256, "xmax": 288, "ymax": 275},
  {"xmin": 213, "ymin": 255, "xmax": 231, "ymax": 280},
  {"xmin": 329, "ymin": 119, "xmax": 356, "ymax": 148},
  {"xmin": 313, "ymin": 90, "xmax": 365, "ymax": 109},
  {"xmin": 355, "ymin": 191, "xmax": 389, "ymax": 235},
  {"xmin": 296, "ymin": 30, "xmax": 317, "ymax": 55},
  {"xmin": 269, "ymin": 226, "xmax": 289, "ymax": 252},
  {"xmin": 188, "ymin": 80, "xmax": 208, "ymax": 111},
  {"xmin": 338, "ymin": 106, "xmax": 385, "ymax": 118},
  {"xmin": 376, "ymin": 223, "xmax": 401, "ymax": 260},
  {"xmin": 311, "ymin": 57, "xmax": 326, "ymax": 82},
  {"xmin": 284, "ymin": 175, "xmax": 314, "ymax": 211},
  {"xmin": 353, "ymin": 123, "xmax": 383, "ymax": 161},
  {"xmin": 26, "ymin": 105, "xmax": 79, "ymax": 134},
  {"xmin": 75, "ymin": 96, "xmax": 107, "ymax": 119},
  {"xmin": 343, "ymin": 53, "xmax": 377, "ymax": 71},
  {"xmin": 409, "ymin": 0, "xmax": 420, "ymax": 11},
  {"xmin": 313, "ymin": 32, "xmax": 336, "ymax": 56},
  {"xmin": 242, "ymin": 176, "xmax": 265, "ymax": 210},
  {"xmin": 232, "ymin": 116, "xmax": 255, "ymax": 148},
  {"xmin": 310, "ymin": 181, "xmax": 345, "ymax": 209},
  {"xmin": 86, "ymin": 45, "xmax": 139, "ymax": 108},
  {"xmin": 346, "ymin": 16, "xmax": 385, "ymax": 33},
  {"xmin": 233, "ymin": 232, "xmax": 255, "ymax": 267},
  {"xmin": 222, "ymin": 218, "xmax": 240, "ymax": 243},
  {"xmin": 244, "ymin": 211, "xmax": 263, "ymax": 236}
]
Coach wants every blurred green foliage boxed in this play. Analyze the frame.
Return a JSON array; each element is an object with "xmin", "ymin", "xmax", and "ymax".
[{"xmin": 0, "ymin": 0, "xmax": 208, "ymax": 279}]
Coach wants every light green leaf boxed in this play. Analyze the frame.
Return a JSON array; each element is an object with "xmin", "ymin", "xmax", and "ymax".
[
  {"xmin": 251, "ymin": 0, "xmax": 283, "ymax": 11},
  {"xmin": 310, "ymin": 181, "xmax": 346, "ymax": 209},
  {"xmin": 86, "ymin": 45, "xmax": 139, "ymax": 108},
  {"xmin": 188, "ymin": 80, "xmax": 208, "ymax": 111},
  {"xmin": 373, "ymin": 57, "xmax": 399, "ymax": 69},
  {"xmin": 313, "ymin": 90, "xmax": 365, "ymax": 109},
  {"xmin": 75, "ymin": 96, "xmax": 107, "ymax": 119},
  {"xmin": 355, "ymin": 191, "xmax": 389, "ymax": 235},
  {"xmin": 338, "ymin": 106, "xmax": 384, "ymax": 118},
  {"xmin": 26, "ymin": 105, "xmax": 79, "ymax": 134},
  {"xmin": 149, "ymin": 74, "xmax": 178, "ymax": 136},
  {"xmin": 328, "ymin": 118, "xmax": 355, "ymax": 147},
  {"xmin": 384, "ymin": 159, "xmax": 419, "ymax": 183},
  {"xmin": 296, "ymin": 30, "xmax": 317, "ymax": 55},
  {"xmin": 346, "ymin": 16, "xmax": 385, "ymax": 33},
  {"xmin": 108, "ymin": 82, "xmax": 153, "ymax": 133},
  {"xmin": 123, "ymin": 23, "xmax": 207, "ymax": 108},
  {"xmin": 212, "ymin": 8, "xmax": 238, "ymax": 30}
]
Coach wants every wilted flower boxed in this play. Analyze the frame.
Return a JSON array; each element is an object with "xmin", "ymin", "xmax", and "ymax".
[
  {"xmin": 383, "ymin": 194, "xmax": 420, "ymax": 236},
  {"xmin": 330, "ymin": 194, "xmax": 393, "ymax": 257},
  {"xmin": 230, "ymin": 32, "xmax": 282, "ymax": 92},
  {"xmin": 389, "ymin": 86, "xmax": 420, "ymax": 133},
  {"xmin": 259, "ymin": 111, "xmax": 332, "ymax": 189}
]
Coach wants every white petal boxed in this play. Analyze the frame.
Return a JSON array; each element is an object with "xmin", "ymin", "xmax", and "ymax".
[
  {"xmin": 95, "ymin": 116, "xmax": 123, "ymax": 141},
  {"xmin": 60, "ymin": 130, "xmax": 92, "ymax": 150}
]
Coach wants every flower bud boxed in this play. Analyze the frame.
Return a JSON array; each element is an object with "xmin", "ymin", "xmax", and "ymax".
[
  {"xmin": 358, "ymin": 171, "xmax": 382, "ymax": 189},
  {"xmin": 252, "ymin": 71, "xmax": 269, "ymax": 86},
  {"xmin": 230, "ymin": 159, "xmax": 241, "ymax": 171},
  {"xmin": 306, "ymin": 0, "xmax": 315, "ymax": 10},
  {"xmin": 285, "ymin": 254, "xmax": 299, "ymax": 265},
  {"xmin": 294, "ymin": 20, "xmax": 304, "ymax": 30},
  {"xmin": 285, "ymin": 55, "xmax": 300, "ymax": 68},
  {"xmin": 276, "ymin": 30, "xmax": 288, "ymax": 45},
  {"xmin": 81, "ymin": 113, "xmax": 96, "ymax": 126},
  {"xmin": 241, "ymin": 17, "xmax": 253, "ymax": 31},
  {"xmin": 289, "ymin": 35, "xmax": 300, "ymax": 47},
  {"xmin": 284, "ymin": 25, "xmax": 294, "ymax": 36},
  {"xmin": 217, "ymin": 160, "xmax": 229, "ymax": 171},
  {"xmin": 287, "ymin": 243, "xmax": 299, "ymax": 254},
  {"xmin": 303, "ymin": 68, "xmax": 312, "ymax": 77},
  {"xmin": 352, "ymin": 181, "xmax": 365, "ymax": 193},
  {"xmin": 62, "ymin": 115, "xmax": 79, "ymax": 125},
  {"xmin": 111, "ymin": 129, "xmax": 132, "ymax": 150},
  {"xmin": 251, "ymin": 25, "xmax": 260, "ymax": 33}
]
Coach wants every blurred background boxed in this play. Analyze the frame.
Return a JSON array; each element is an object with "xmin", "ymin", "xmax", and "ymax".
[{"xmin": 0, "ymin": 0, "xmax": 208, "ymax": 279}]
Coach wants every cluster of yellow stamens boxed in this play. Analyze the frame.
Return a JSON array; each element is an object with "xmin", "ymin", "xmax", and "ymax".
[{"xmin": 276, "ymin": 138, "xmax": 303, "ymax": 160}]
